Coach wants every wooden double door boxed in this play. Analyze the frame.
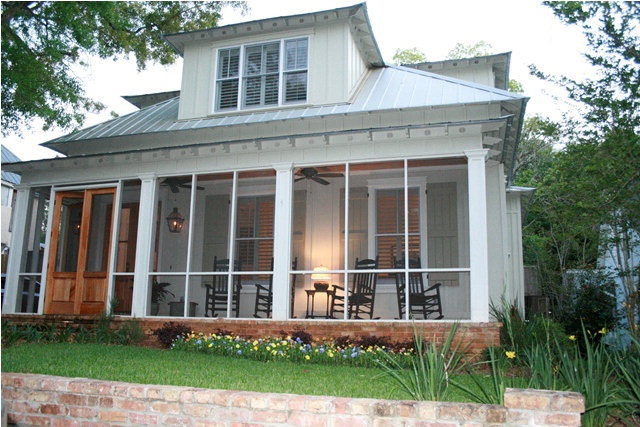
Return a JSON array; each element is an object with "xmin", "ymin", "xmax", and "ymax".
[{"xmin": 44, "ymin": 188, "xmax": 116, "ymax": 315}]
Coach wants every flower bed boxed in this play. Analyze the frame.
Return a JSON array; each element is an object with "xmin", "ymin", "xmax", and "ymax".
[{"xmin": 171, "ymin": 331, "xmax": 415, "ymax": 368}]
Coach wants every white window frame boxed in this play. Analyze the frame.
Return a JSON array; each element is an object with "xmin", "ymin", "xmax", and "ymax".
[{"xmin": 214, "ymin": 37, "xmax": 309, "ymax": 112}]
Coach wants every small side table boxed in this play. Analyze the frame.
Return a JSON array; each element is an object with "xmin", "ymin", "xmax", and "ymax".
[
  {"xmin": 169, "ymin": 300, "xmax": 198, "ymax": 317},
  {"xmin": 305, "ymin": 289, "xmax": 334, "ymax": 318}
]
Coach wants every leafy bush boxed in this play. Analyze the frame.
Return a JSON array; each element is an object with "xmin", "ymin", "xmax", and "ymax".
[
  {"xmin": 559, "ymin": 270, "xmax": 617, "ymax": 343},
  {"xmin": 281, "ymin": 328, "xmax": 313, "ymax": 344},
  {"xmin": 154, "ymin": 322, "xmax": 192, "ymax": 348}
]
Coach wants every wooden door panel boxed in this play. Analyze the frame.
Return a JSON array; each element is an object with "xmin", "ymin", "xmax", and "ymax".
[
  {"xmin": 46, "ymin": 274, "xmax": 76, "ymax": 314},
  {"xmin": 45, "ymin": 188, "xmax": 116, "ymax": 315}
]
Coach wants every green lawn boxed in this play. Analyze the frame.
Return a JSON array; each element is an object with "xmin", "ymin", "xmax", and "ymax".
[{"xmin": 1, "ymin": 343, "xmax": 481, "ymax": 401}]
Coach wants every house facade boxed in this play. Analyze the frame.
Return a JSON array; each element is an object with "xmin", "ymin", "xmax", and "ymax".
[{"xmin": 2, "ymin": 4, "xmax": 528, "ymax": 324}]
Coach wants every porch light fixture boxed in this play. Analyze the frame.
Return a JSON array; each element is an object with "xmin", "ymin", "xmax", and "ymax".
[
  {"xmin": 166, "ymin": 207, "xmax": 185, "ymax": 233},
  {"xmin": 311, "ymin": 265, "xmax": 330, "ymax": 291}
]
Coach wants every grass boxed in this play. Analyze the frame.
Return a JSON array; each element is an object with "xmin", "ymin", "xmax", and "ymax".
[{"xmin": 1, "ymin": 342, "xmax": 483, "ymax": 402}]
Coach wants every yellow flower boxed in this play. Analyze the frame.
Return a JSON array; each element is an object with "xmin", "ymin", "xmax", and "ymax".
[
  {"xmin": 598, "ymin": 327, "xmax": 607, "ymax": 335},
  {"xmin": 208, "ymin": 343, "xmax": 213, "ymax": 348},
  {"xmin": 505, "ymin": 351, "xmax": 516, "ymax": 359},
  {"xmin": 304, "ymin": 355, "xmax": 310, "ymax": 360},
  {"xmin": 569, "ymin": 335, "xmax": 576, "ymax": 341}
]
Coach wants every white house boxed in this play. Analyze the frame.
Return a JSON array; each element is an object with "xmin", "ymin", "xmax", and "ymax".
[{"xmin": 2, "ymin": 4, "xmax": 529, "ymax": 325}]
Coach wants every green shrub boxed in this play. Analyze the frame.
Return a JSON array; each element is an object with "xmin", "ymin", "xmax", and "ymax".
[{"xmin": 559, "ymin": 270, "xmax": 617, "ymax": 344}]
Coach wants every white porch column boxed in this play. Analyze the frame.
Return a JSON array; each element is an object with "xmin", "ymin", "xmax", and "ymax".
[
  {"xmin": 2, "ymin": 186, "xmax": 31, "ymax": 314},
  {"xmin": 271, "ymin": 163, "xmax": 293, "ymax": 320},
  {"xmin": 130, "ymin": 174, "xmax": 157, "ymax": 317},
  {"xmin": 465, "ymin": 149, "xmax": 490, "ymax": 322}
]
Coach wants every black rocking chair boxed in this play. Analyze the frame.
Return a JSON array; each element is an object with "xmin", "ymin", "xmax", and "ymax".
[
  {"xmin": 253, "ymin": 258, "xmax": 298, "ymax": 318},
  {"xmin": 330, "ymin": 257, "xmax": 379, "ymax": 319},
  {"xmin": 204, "ymin": 257, "xmax": 242, "ymax": 317},
  {"xmin": 394, "ymin": 258, "xmax": 443, "ymax": 320}
]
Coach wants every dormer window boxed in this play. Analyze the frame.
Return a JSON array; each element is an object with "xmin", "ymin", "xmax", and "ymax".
[{"xmin": 215, "ymin": 38, "xmax": 308, "ymax": 112}]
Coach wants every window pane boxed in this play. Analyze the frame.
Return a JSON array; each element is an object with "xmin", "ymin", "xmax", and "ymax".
[
  {"xmin": 217, "ymin": 80, "xmax": 238, "ymax": 109},
  {"xmin": 245, "ymin": 46, "xmax": 262, "ymax": 75},
  {"xmin": 218, "ymin": 48, "xmax": 240, "ymax": 79},
  {"xmin": 265, "ymin": 47, "xmax": 279, "ymax": 73},
  {"xmin": 264, "ymin": 75, "xmax": 279, "ymax": 105},
  {"xmin": 285, "ymin": 39, "xmax": 308, "ymax": 70},
  {"xmin": 284, "ymin": 71, "xmax": 307, "ymax": 102},
  {"xmin": 244, "ymin": 77, "xmax": 262, "ymax": 106}
]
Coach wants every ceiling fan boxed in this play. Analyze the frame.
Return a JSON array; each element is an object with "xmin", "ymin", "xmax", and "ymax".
[
  {"xmin": 294, "ymin": 167, "xmax": 344, "ymax": 185},
  {"xmin": 160, "ymin": 177, "xmax": 204, "ymax": 193}
]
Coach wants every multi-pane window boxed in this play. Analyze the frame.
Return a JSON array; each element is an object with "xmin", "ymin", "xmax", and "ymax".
[
  {"xmin": 216, "ymin": 38, "xmax": 308, "ymax": 111},
  {"xmin": 375, "ymin": 188, "xmax": 420, "ymax": 269},
  {"xmin": 235, "ymin": 196, "xmax": 274, "ymax": 272}
]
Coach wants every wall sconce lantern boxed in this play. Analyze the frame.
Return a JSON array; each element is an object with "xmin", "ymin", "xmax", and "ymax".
[
  {"xmin": 311, "ymin": 265, "xmax": 330, "ymax": 291},
  {"xmin": 166, "ymin": 207, "xmax": 185, "ymax": 233}
]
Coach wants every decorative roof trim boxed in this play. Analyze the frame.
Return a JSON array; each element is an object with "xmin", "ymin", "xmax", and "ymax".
[{"xmin": 164, "ymin": 3, "xmax": 384, "ymax": 68}]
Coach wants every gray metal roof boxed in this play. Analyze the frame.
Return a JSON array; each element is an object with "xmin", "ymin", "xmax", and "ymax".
[
  {"xmin": 1, "ymin": 145, "xmax": 21, "ymax": 185},
  {"xmin": 43, "ymin": 65, "xmax": 526, "ymax": 152}
]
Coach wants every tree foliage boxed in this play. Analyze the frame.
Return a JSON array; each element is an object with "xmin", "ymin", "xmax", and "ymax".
[
  {"xmin": 524, "ymin": 2, "xmax": 639, "ymax": 335},
  {"xmin": 534, "ymin": 1, "xmax": 640, "ymax": 134},
  {"xmin": 1, "ymin": 1, "xmax": 246, "ymax": 135},
  {"xmin": 445, "ymin": 41, "xmax": 493, "ymax": 60},
  {"xmin": 392, "ymin": 47, "xmax": 427, "ymax": 65}
]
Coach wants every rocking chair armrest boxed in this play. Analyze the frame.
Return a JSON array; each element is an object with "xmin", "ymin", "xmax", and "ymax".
[
  {"xmin": 424, "ymin": 282, "xmax": 442, "ymax": 293},
  {"xmin": 331, "ymin": 284, "xmax": 345, "ymax": 293},
  {"xmin": 254, "ymin": 283, "xmax": 270, "ymax": 292}
]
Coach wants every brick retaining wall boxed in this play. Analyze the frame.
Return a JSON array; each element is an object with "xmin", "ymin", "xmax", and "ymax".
[{"xmin": 2, "ymin": 373, "xmax": 584, "ymax": 426}]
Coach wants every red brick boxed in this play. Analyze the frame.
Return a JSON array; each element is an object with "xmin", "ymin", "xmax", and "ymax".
[
  {"xmin": 251, "ymin": 409, "xmax": 289, "ymax": 423},
  {"xmin": 98, "ymin": 410, "xmax": 128, "ymax": 423},
  {"xmin": 40, "ymin": 403, "xmax": 66, "ymax": 416},
  {"xmin": 58, "ymin": 393, "xmax": 86, "ymax": 406}
]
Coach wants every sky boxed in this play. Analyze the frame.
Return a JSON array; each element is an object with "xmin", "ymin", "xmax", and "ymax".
[{"xmin": 1, "ymin": 0, "xmax": 592, "ymax": 161}]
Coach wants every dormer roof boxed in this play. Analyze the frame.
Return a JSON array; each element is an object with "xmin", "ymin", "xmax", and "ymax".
[{"xmin": 164, "ymin": 3, "xmax": 384, "ymax": 68}]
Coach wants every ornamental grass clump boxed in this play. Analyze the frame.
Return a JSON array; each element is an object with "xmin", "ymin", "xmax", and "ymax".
[
  {"xmin": 170, "ymin": 332, "xmax": 415, "ymax": 368},
  {"xmin": 376, "ymin": 322, "xmax": 467, "ymax": 401}
]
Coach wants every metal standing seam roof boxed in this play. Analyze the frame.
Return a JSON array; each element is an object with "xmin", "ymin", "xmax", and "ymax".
[
  {"xmin": 1, "ymin": 145, "xmax": 21, "ymax": 185},
  {"xmin": 43, "ymin": 65, "xmax": 527, "ymax": 152}
]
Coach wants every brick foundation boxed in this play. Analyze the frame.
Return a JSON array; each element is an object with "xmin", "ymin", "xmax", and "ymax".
[
  {"xmin": 1, "ymin": 314, "xmax": 500, "ymax": 356},
  {"xmin": 2, "ymin": 373, "xmax": 584, "ymax": 426}
]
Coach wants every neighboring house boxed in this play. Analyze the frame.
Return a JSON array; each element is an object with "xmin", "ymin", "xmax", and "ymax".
[
  {"xmin": 599, "ymin": 225, "xmax": 639, "ymax": 338},
  {"xmin": 2, "ymin": 4, "xmax": 529, "ymax": 324},
  {"xmin": 1, "ymin": 146, "xmax": 21, "ymax": 271}
]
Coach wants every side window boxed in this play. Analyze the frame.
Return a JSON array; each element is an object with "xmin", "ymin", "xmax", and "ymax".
[
  {"xmin": 216, "ymin": 48, "xmax": 240, "ymax": 110},
  {"xmin": 284, "ymin": 38, "xmax": 308, "ymax": 103}
]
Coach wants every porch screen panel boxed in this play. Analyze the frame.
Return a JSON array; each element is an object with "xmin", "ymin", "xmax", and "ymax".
[
  {"xmin": 236, "ymin": 195, "xmax": 274, "ymax": 273},
  {"xmin": 153, "ymin": 175, "xmax": 192, "ymax": 273},
  {"xmin": 375, "ymin": 188, "xmax": 420, "ymax": 269},
  {"xmin": 15, "ymin": 187, "xmax": 50, "ymax": 313},
  {"xmin": 113, "ymin": 180, "xmax": 140, "ymax": 315}
]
